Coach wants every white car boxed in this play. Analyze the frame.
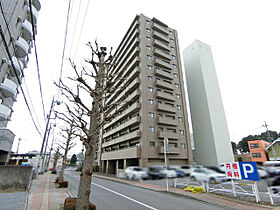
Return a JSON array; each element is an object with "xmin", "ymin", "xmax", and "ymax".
[
  {"xmin": 151, "ymin": 166, "xmax": 177, "ymax": 178},
  {"xmin": 190, "ymin": 168, "xmax": 228, "ymax": 183},
  {"xmin": 125, "ymin": 167, "xmax": 148, "ymax": 180}
]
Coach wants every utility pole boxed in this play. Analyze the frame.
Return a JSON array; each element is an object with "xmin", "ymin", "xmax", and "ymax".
[
  {"xmin": 16, "ymin": 138, "xmax": 22, "ymax": 153},
  {"xmin": 37, "ymin": 97, "xmax": 55, "ymax": 175},
  {"xmin": 263, "ymin": 121, "xmax": 277, "ymax": 160}
]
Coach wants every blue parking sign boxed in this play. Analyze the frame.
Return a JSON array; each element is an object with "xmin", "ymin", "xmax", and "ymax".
[{"xmin": 238, "ymin": 162, "xmax": 260, "ymax": 181}]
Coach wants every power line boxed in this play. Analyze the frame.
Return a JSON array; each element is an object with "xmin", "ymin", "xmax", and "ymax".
[
  {"xmin": 0, "ymin": 25, "xmax": 42, "ymax": 137},
  {"xmin": 28, "ymin": 0, "xmax": 46, "ymax": 122},
  {"xmin": 58, "ymin": 0, "xmax": 72, "ymax": 91},
  {"xmin": 74, "ymin": 0, "xmax": 90, "ymax": 59}
]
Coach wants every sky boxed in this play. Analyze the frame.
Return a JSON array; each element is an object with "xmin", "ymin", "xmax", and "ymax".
[{"xmin": 8, "ymin": 0, "xmax": 280, "ymax": 154}]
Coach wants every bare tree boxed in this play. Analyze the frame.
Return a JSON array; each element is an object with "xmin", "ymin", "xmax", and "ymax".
[
  {"xmin": 56, "ymin": 121, "xmax": 77, "ymax": 182},
  {"xmin": 56, "ymin": 42, "xmax": 126, "ymax": 209},
  {"xmin": 52, "ymin": 148, "xmax": 60, "ymax": 173}
]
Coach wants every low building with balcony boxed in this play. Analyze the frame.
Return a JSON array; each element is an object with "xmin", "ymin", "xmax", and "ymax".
[{"xmin": 248, "ymin": 139, "xmax": 270, "ymax": 164}]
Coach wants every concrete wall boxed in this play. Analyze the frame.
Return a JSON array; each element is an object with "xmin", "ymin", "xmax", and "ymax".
[{"xmin": 0, "ymin": 166, "xmax": 32, "ymax": 190}]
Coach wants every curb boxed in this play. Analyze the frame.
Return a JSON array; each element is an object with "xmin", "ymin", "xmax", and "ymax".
[{"xmin": 92, "ymin": 174, "xmax": 273, "ymax": 210}]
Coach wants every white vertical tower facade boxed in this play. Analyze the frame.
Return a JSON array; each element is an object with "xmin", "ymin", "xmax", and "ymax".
[{"xmin": 183, "ymin": 40, "xmax": 234, "ymax": 166}]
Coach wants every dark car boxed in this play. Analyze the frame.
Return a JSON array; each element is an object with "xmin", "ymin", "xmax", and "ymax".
[
  {"xmin": 147, "ymin": 167, "xmax": 165, "ymax": 179},
  {"xmin": 168, "ymin": 167, "xmax": 184, "ymax": 178}
]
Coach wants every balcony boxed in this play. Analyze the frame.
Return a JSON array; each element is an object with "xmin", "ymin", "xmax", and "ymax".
[
  {"xmin": 103, "ymin": 116, "xmax": 140, "ymax": 138},
  {"xmin": 158, "ymin": 131, "xmax": 179, "ymax": 140},
  {"xmin": 0, "ymin": 104, "xmax": 11, "ymax": 120},
  {"xmin": 15, "ymin": 37, "xmax": 29, "ymax": 58},
  {"xmin": 28, "ymin": 5, "xmax": 38, "ymax": 24},
  {"xmin": 153, "ymin": 31, "xmax": 169, "ymax": 43},
  {"xmin": 152, "ymin": 22, "xmax": 169, "ymax": 36},
  {"xmin": 105, "ymin": 100, "xmax": 141, "ymax": 130},
  {"xmin": 156, "ymin": 103, "xmax": 176, "ymax": 113},
  {"xmin": 155, "ymin": 80, "xmax": 174, "ymax": 91},
  {"xmin": 0, "ymin": 128, "xmax": 15, "ymax": 152},
  {"xmin": 157, "ymin": 117, "xmax": 177, "ymax": 126},
  {"xmin": 10, "ymin": 57, "xmax": 23, "ymax": 77},
  {"xmin": 21, "ymin": 19, "xmax": 33, "ymax": 42},
  {"xmin": 156, "ymin": 91, "xmax": 175, "ymax": 102},
  {"xmin": 153, "ymin": 40, "xmax": 170, "ymax": 52},
  {"xmin": 0, "ymin": 79, "xmax": 18, "ymax": 98},
  {"xmin": 102, "ymin": 131, "xmax": 141, "ymax": 148},
  {"xmin": 154, "ymin": 58, "xmax": 172, "ymax": 70},
  {"xmin": 158, "ymin": 146, "xmax": 180, "ymax": 154},
  {"xmin": 32, "ymin": 0, "xmax": 41, "ymax": 11},
  {"xmin": 154, "ymin": 49, "xmax": 171, "ymax": 61},
  {"xmin": 101, "ymin": 146, "xmax": 140, "ymax": 160},
  {"xmin": 155, "ymin": 69, "xmax": 173, "ymax": 80}
]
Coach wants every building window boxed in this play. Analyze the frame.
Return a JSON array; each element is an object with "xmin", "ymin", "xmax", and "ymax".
[
  {"xmin": 169, "ymin": 31, "xmax": 173, "ymax": 35},
  {"xmin": 173, "ymin": 64, "xmax": 177, "ymax": 69},
  {"xmin": 170, "ymin": 38, "xmax": 174, "ymax": 42},
  {"xmin": 174, "ymin": 73, "xmax": 178, "ymax": 78},
  {"xmin": 146, "ymin": 20, "xmax": 150, "ymax": 24},
  {"xmin": 148, "ymin": 112, "xmax": 154, "ymax": 118},
  {"xmin": 252, "ymin": 153, "xmax": 261, "ymax": 158},
  {"xmin": 179, "ymin": 130, "xmax": 184, "ymax": 135},
  {"xmin": 172, "ymin": 55, "xmax": 176, "ymax": 59},
  {"xmin": 171, "ymin": 46, "xmax": 175, "ymax": 51},
  {"xmin": 177, "ymin": 105, "xmax": 181, "ymax": 110},
  {"xmin": 147, "ymin": 65, "xmax": 152, "ymax": 70},
  {"xmin": 146, "ymin": 28, "xmax": 151, "ymax": 32},
  {"xmin": 178, "ymin": 117, "xmax": 183, "ymax": 122},
  {"xmin": 149, "ymin": 126, "xmax": 155, "ymax": 132},
  {"xmin": 148, "ymin": 76, "xmax": 153, "ymax": 81},
  {"xmin": 146, "ymin": 36, "xmax": 151, "ymax": 41},
  {"xmin": 175, "ymin": 94, "xmax": 180, "ymax": 99},
  {"xmin": 175, "ymin": 83, "xmax": 179, "ymax": 88},
  {"xmin": 150, "ymin": 141, "xmax": 155, "ymax": 147},
  {"xmin": 250, "ymin": 143, "xmax": 259, "ymax": 149},
  {"xmin": 148, "ymin": 87, "xmax": 153, "ymax": 92},
  {"xmin": 180, "ymin": 143, "xmax": 185, "ymax": 149},
  {"xmin": 158, "ymin": 127, "xmax": 163, "ymax": 131},
  {"xmin": 147, "ymin": 55, "xmax": 152, "ymax": 59},
  {"xmin": 147, "ymin": 45, "xmax": 152, "ymax": 50},
  {"xmin": 148, "ymin": 99, "xmax": 154, "ymax": 104}
]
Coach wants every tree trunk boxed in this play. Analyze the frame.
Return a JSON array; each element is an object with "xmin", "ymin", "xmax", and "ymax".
[
  {"xmin": 53, "ymin": 150, "xmax": 59, "ymax": 171},
  {"xmin": 59, "ymin": 137, "xmax": 70, "ymax": 181}
]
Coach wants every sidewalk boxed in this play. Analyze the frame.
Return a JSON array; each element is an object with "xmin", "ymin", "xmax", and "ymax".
[
  {"xmin": 27, "ymin": 172, "xmax": 70, "ymax": 210},
  {"xmin": 93, "ymin": 174, "xmax": 275, "ymax": 210}
]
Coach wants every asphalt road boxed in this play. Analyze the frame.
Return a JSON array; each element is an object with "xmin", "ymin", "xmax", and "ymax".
[{"xmin": 64, "ymin": 169, "xmax": 234, "ymax": 210}]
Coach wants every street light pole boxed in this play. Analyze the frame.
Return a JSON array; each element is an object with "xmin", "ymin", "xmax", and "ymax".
[
  {"xmin": 263, "ymin": 121, "xmax": 277, "ymax": 160},
  {"xmin": 164, "ymin": 137, "xmax": 169, "ymax": 191}
]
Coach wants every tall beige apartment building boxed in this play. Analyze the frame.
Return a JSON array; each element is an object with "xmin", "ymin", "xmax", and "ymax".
[{"xmin": 100, "ymin": 14, "xmax": 193, "ymax": 174}]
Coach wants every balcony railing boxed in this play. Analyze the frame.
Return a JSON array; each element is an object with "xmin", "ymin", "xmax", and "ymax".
[
  {"xmin": 152, "ymin": 22, "xmax": 169, "ymax": 36},
  {"xmin": 153, "ymin": 31, "xmax": 169, "ymax": 43},
  {"xmin": 15, "ymin": 37, "xmax": 29, "ymax": 58},
  {"xmin": 10, "ymin": 57, "xmax": 23, "ymax": 77},
  {"xmin": 158, "ymin": 146, "xmax": 180, "ymax": 154},
  {"xmin": 157, "ymin": 117, "xmax": 177, "ymax": 126},
  {"xmin": 155, "ymin": 80, "xmax": 174, "ymax": 91},
  {"xmin": 21, "ymin": 19, "xmax": 33, "ymax": 42},
  {"xmin": 154, "ymin": 49, "xmax": 171, "ymax": 61},
  {"xmin": 28, "ymin": 5, "xmax": 38, "ymax": 24},
  {"xmin": 0, "ymin": 79, "xmax": 18, "ymax": 98},
  {"xmin": 101, "ymin": 146, "xmax": 140, "ymax": 160},
  {"xmin": 0, "ymin": 128, "xmax": 15, "ymax": 151},
  {"xmin": 154, "ymin": 58, "xmax": 172, "ymax": 70},
  {"xmin": 0, "ymin": 104, "xmax": 11, "ymax": 120},
  {"xmin": 156, "ymin": 103, "xmax": 176, "ymax": 113},
  {"xmin": 155, "ymin": 69, "xmax": 173, "ymax": 80},
  {"xmin": 153, "ymin": 40, "xmax": 170, "ymax": 52},
  {"xmin": 103, "ymin": 116, "xmax": 140, "ymax": 138},
  {"xmin": 156, "ymin": 91, "xmax": 175, "ymax": 102},
  {"xmin": 102, "ymin": 130, "xmax": 141, "ymax": 148},
  {"xmin": 157, "ymin": 131, "xmax": 179, "ymax": 140}
]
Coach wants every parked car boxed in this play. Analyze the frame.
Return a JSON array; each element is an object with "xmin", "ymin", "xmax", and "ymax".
[
  {"xmin": 146, "ymin": 167, "xmax": 165, "ymax": 179},
  {"xmin": 205, "ymin": 166, "xmax": 226, "ymax": 174},
  {"xmin": 125, "ymin": 167, "xmax": 148, "ymax": 180},
  {"xmin": 168, "ymin": 167, "xmax": 185, "ymax": 178},
  {"xmin": 172, "ymin": 165, "xmax": 192, "ymax": 176},
  {"xmin": 190, "ymin": 168, "xmax": 228, "ymax": 183},
  {"xmin": 150, "ymin": 166, "xmax": 177, "ymax": 178},
  {"xmin": 257, "ymin": 166, "xmax": 269, "ymax": 179}
]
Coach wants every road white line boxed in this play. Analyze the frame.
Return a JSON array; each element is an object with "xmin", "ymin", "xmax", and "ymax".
[{"xmin": 92, "ymin": 182, "xmax": 158, "ymax": 210}]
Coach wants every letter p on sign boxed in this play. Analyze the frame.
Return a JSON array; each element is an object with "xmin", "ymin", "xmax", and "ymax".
[{"xmin": 242, "ymin": 164, "xmax": 254, "ymax": 178}]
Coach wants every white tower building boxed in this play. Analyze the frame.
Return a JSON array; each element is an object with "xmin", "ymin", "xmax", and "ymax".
[{"xmin": 183, "ymin": 40, "xmax": 234, "ymax": 166}]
